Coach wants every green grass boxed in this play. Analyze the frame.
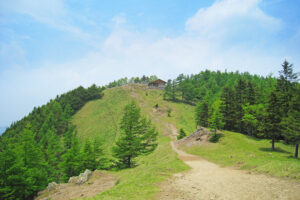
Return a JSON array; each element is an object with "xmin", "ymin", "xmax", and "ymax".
[
  {"xmin": 72, "ymin": 84, "xmax": 193, "ymax": 199},
  {"xmin": 73, "ymin": 84, "xmax": 300, "ymax": 199},
  {"xmin": 184, "ymin": 130, "xmax": 300, "ymax": 180},
  {"xmin": 72, "ymin": 88, "xmax": 132, "ymax": 154},
  {"xmin": 87, "ymin": 136, "xmax": 188, "ymax": 200}
]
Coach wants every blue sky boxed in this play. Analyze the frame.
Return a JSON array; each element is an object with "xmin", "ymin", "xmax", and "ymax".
[{"xmin": 0, "ymin": 0, "xmax": 299, "ymax": 126}]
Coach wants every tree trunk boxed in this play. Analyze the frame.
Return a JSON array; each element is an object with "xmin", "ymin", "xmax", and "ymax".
[
  {"xmin": 271, "ymin": 138, "xmax": 275, "ymax": 151},
  {"xmin": 127, "ymin": 156, "xmax": 131, "ymax": 168},
  {"xmin": 295, "ymin": 144, "xmax": 299, "ymax": 158}
]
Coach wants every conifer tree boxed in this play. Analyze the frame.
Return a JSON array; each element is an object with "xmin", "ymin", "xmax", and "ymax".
[
  {"xmin": 209, "ymin": 107, "xmax": 224, "ymax": 134},
  {"xmin": 112, "ymin": 101, "xmax": 158, "ymax": 168},
  {"xmin": 220, "ymin": 87, "xmax": 236, "ymax": 130},
  {"xmin": 195, "ymin": 101, "xmax": 209, "ymax": 127},
  {"xmin": 235, "ymin": 78, "xmax": 247, "ymax": 132},
  {"xmin": 163, "ymin": 79, "xmax": 172, "ymax": 100},
  {"xmin": 246, "ymin": 81, "xmax": 256, "ymax": 105},
  {"xmin": 281, "ymin": 87, "xmax": 300, "ymax": 158},
  {"xmin": 62, "ymin": 132, "xmax": 82, "ymax": 180},
  {"xmin": 276, "ymin": 60, "xmax": 298, "ymax": 117},
  {"xmin": 265, "ymin": 91, "xmax": 282, "ymax": 150},
  {"xmin": 82, "ymin": 140, "xmax": 97, "ymax": 170},
  {"xmin": 177, "ymin": 128, "xmax": 186, "ymax": 140}
]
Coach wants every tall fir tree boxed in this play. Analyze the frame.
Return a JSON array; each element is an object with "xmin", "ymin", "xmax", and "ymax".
[
  {"xmin": 276, "ymin": 60, "xmax": 298, "ymax": 117},
  {"xmin": 281, "ymin": 86, "xmax": 300, "ymax": 158},
  {"xmin": 195, "ymin": 101, "xmax": 209, "ymax": 127},
  {"xmin": 265, "ymin": 91, "xmax": 282, "ymax": 150},
  {"xmin": 234, "ymin": 78, "xmax": 247, "ymax": 132},
  {"xmin": 209, "ymin": 107, "xmax": 225, "ymax": 134},
  {"xmin": 112, "ymin": 101, "xmax": 158, "ymax": 168},
  {"xmin": 220, "ymin": 87, "xmax": 236, "ymax": 130}
]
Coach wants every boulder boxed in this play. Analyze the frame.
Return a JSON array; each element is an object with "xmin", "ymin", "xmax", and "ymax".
[
  {"xmin": 46, "ymin": 182, "xmax": 57, "ymax": 191},
  {"xmin": 68, "ymin": 169, "xmax": 93, "ymax": 185}
]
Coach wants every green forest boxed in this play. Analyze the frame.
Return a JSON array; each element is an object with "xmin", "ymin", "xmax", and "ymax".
[
  {"xmin": 0, "ymin": 62, "xmax": 299, "ymax": 200},
  {"xmin": 164, "ymin": 61, "xmax": 299, "ymax": 157}
]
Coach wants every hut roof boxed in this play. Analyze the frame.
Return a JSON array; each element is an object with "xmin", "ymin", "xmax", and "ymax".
[{"xmin": 148, "ymin": 79, "xmax": 166, "ymax": 85}]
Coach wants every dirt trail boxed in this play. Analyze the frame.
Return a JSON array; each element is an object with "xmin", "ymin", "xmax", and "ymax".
[{"xmin": 157, "ymin": 124, "xmax": 300, "ymax": 200}]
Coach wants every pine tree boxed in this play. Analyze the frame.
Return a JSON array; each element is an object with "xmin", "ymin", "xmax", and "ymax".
[
  {"xmin": 209, "ymin": 107, "xmax": 224, "ymax": 133},
  {"xmin": 163, "ymin": 79, "xmax": 172, "ymax": 100},
  {"xmin": 220, "ymin": 87, "xmax": 236, "ymax": 130},
  {"xmin": 62, "ymin": 132, "xmax": 82, "ymax": 180},
  {"xmin": 18, "ymin": 125, "xmax": 48, "ymax": 199},
  {"xmin": 265, "ymin": 91, "xmax": 282, "ymax": 150},
  {"xmin": 276, "ymin": 60, "xmax": 298, "ymax": 117},
  {"xmin": 195, "ymin": 101, "xmax": 209, "ymax": 127},
  {"xmin": 246, "ymin": 81, "xmax": 256, "ymax": 105},
  {"xmin": 177, "ymin": 128, "xmax": 186, "ymax": 140},
  {"xmin": 112, "ymin": 101, "xmax": 158, "ymax": 168},
  {"xmin": 281, "ymin": 87, "xmax": 300, "ymax": 158},
  {"xmin": 234, "ymin": 78, "xmax": 247, "ymax": 132},
  {"xmin": 44, "ymin": 129, "xmax": 63, "ymax": 182},
  {"xmin": 82, "ymin": 140, "xmax": 97, "ymax": 170}
]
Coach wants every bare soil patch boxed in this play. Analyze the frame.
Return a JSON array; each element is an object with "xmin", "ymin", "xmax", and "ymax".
[{"xmin": 36, "ymin": 171, "xmax": 116, "ymax": 200}]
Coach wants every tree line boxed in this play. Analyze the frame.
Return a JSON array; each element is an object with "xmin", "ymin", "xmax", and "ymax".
[
  {"xmin": 0, "ymin": 84, "xmax": 158, "ymax": 200},
  {"xmin": 0, "ymin": 85, "xmax": 105, "ymax": 200},
  {"xmin": 106, "ymin": 75, "xmax": 158, "ymax": 88},
  {"xmin": 183, "ymin": 62, "xmax": 299, "ymax": 158}
]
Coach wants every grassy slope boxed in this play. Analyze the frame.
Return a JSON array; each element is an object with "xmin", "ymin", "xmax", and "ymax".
[
  {"xmin": 72, "ymin": 84, "xmax": 194, "ymax": 199},
  {"xmin": 72, "ymin": 87, "xmax": 131, "ymax": 154},
  {"xmin": 184, "ymin": 131, "xmax": 300, "ymax": 180},
  {"xmin": 73, "ymin": 84, "xmax": 300, "ymax": 199}
]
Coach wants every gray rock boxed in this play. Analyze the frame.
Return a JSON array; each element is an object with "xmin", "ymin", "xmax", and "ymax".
[
  {"xmin": 68, "ymin": 169, "xmax": 93, "ymax": 185},
  {"xmin": 46, "ymin": 182, "xmax": 57, "ymax": 191}
]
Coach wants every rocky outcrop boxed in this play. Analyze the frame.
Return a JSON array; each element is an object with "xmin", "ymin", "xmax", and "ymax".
[
  {"xmin": 68, "ymin": 169, "xmax": 93, "ymax": 185},
  {"xmin": 177, "ymin": 126, "xmax": 212, "ymax": 147},
  {"xmin": 46, "ymin": 182, "xmax": 58, "ymax": 191}
]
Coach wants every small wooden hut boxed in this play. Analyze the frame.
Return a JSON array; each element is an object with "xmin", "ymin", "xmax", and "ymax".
[{"xmin": 148, "ymin": 79, "xmax": 166, "ymax": 89}]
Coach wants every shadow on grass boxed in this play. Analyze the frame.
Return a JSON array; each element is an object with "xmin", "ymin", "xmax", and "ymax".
[
  {"xmin": 245, "ymin": 135, "xmax": 263, "ymax": 141},
  {"xmin": 163, "ymin": 99, "xmax": 196, "ymax": 106},
  {"xmin": 209, "ymin": 133, "xmax": 224, "ymax": 143},
  {"xmin": 259, "ymin": 147, "xmax": 290, "ymax": 154}
]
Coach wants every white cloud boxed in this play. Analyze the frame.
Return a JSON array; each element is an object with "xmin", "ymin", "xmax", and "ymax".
[
  {"xmin": 1, "ymin": 0, "xmax": 298, "ymax": 126},
  {"xmin": 185, "ymin": 0, "xmax": 281, "ymax": 38},
  {"xmin": 0, "ymin": 0, "xmax": 92, "ymax": 40}
]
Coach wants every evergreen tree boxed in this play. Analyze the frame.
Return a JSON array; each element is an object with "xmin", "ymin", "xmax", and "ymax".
[
  {"xmin": 264, "ymin": 91, "xmax": 282, "ymax": 150},
  {"xmin": 246, "ymin": 81, "xmax": 256, "ymax": 105},
  {"xmin": 242, "ymin": 103, "xmax": 266, "ymax": 137},
  {"xmin": 195, "ymin": 101, "xmax": 209, "ymax": 127},
  {"xmin": 112, "ymin": 101, "xmax": 158, "ymax": 168},
  {"xmin": 234, "ymin": 78, "xmax": 247, "ymax": 132},
  {"xmin": 177, "ymin": 128, "xmax": 186, "ymax": 140},
  {"xmin": 276, "ymin": 60, "xmax": 298, "ymax": 117},
  {"xmin": 209, "ymin": 107, "xmax": 225, "ymax": 133},
  {"xmin": 220, "ymin": 87, "xmax": 236, "ymax": 130},
  {"xmin": 82, "ymin": 140, "xmax": 97, "ymax": 170},
  {"xmin": 62, "ymin": 132, "xmax": 82, "ymax": 180},
  {"xmin": 163, "ymin": 79, "xmax": 172, "ymax": 100},
  {"xmin": 44, "ymin": 129, "xmax": 63, "ymax": 182},
  {"xmin": 281, "ymin": 87, "xmax": 300, "ymax": 158}
]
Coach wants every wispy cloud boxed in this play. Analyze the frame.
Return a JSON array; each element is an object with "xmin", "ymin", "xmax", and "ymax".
[
  {"xmin": 0, "ymin": 0, "xmax": 93, "ymax": 41},
  {"xmin": 0, "ymin": 0, "xmax": 299, "ymax": 126}
]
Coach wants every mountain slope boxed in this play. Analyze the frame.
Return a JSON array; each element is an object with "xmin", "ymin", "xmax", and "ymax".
[
  {"xmin": 72, "ymin": 84, "xmax": 196, "ymax": 154},
  {"xmin": 41, "ymin": 84, "xmax": 300, "ymax": 199},
  {"xmin": 71, "ymin": 84, "xmax": 196, "ymax": 199}
]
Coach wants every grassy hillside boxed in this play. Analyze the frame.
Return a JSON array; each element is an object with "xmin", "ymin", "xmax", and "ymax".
[
  {"xmin": 72, "ymin": 87, "xmax": 131, "ymax": 153},
  {"xmin": 72, "ymin": 84, "xmax": 300, "ymax": 199},
  {"xmin": 72, "ymin": 85, "xmax": 196, "ymax": 153},
  {"xmin": 184, "ymin": 131, "xmax": 300, "ymax": 180},
  {"xmin": 72, "ymin": 84, "xmax": 195, "ymax": 199}
]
